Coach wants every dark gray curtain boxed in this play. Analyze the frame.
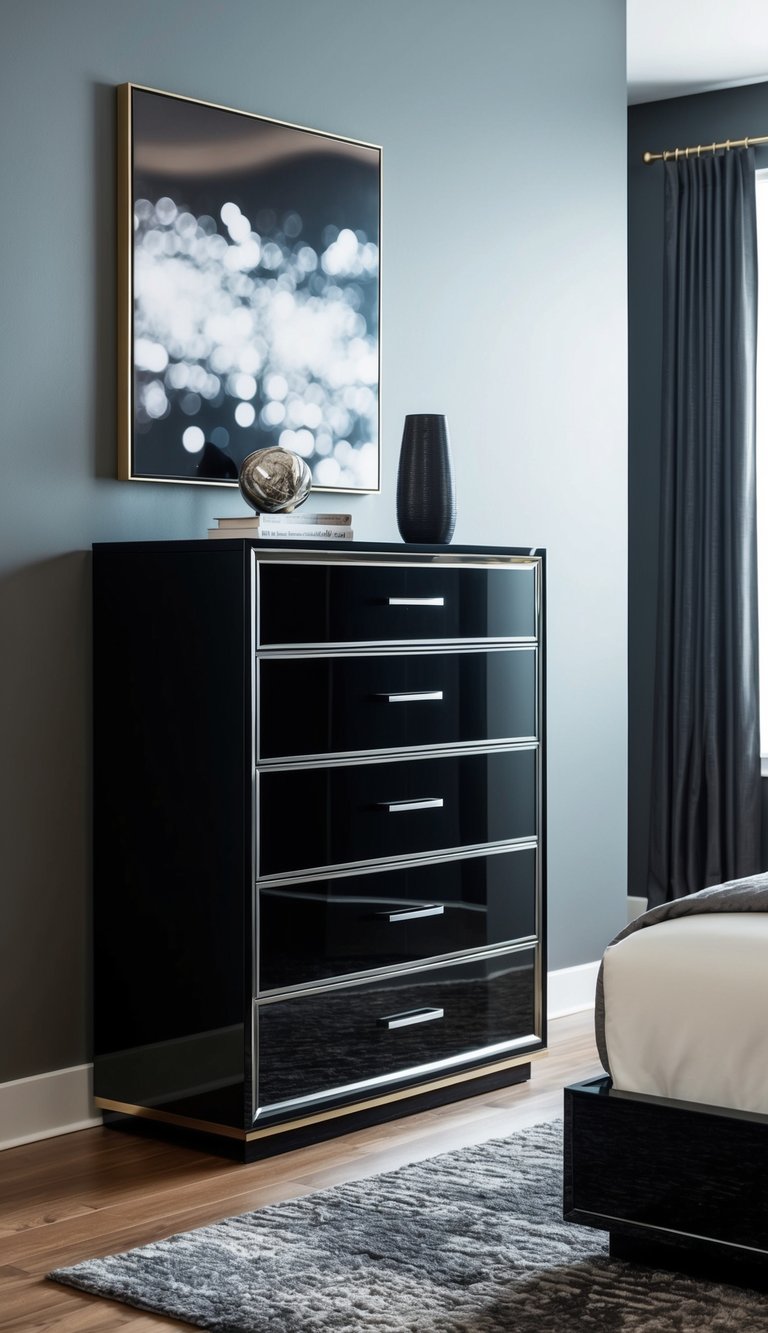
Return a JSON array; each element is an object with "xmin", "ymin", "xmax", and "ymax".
[{"xmin": 648, "ymin": 148, "xmax": 761, "ymax": 908}]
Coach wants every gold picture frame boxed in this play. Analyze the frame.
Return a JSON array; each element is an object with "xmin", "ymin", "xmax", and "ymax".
[{"xmin": 117, "ymin": 83, "xmax": 381, "ymax": 492}]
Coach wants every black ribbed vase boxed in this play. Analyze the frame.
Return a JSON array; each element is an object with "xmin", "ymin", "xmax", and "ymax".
[{"xmin": 396, "ymin": 414, "xmax": 456, "ymax": 544}]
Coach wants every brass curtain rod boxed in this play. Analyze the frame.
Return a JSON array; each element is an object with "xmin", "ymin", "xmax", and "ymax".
[{"xmin": 643, "ymin": 134, "xmax": 768, "ymax": 164}]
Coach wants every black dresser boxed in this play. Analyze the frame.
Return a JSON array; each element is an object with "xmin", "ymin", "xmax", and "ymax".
[{"xmin": 93, "ymin": 540, "xmax": 546, "ymax": 1159}]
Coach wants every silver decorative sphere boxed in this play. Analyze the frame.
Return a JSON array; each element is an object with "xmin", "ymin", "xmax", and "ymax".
[{"xmin": 239, "ymin": 446, "xmax": 312, "ymax": 514}]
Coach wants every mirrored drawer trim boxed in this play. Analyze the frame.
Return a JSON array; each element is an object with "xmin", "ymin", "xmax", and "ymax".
[
  {"xmin": 255, "ymin": 936, "xmax": 539, "ymax": 1001},
  {"xmin": 254, "ymin": 738, "xmax": 537, "ymax": 774},
  {"xmin": 255, "ymin": 837, "xmax": 539, "ymax": 889},
  {"xmin": 254, "ymin": 642, "xmax": 536, "ymax": 767},
  {"xmin": 250, "ymin": 941, "xmax": 543, "ymax": 1120},
  {"xmin": 252, "ymin": 1028, "xmax": 540, "ymax": 1121},
  {"xmin": 254, "ymin": 743, "xmax": 538, "ymax": 880},
  {"xmin": 254, "ymin": 840, "xmax": 542, "ymax": 997},
  {"xmin": 256, "ymin": 735, "xmax": 539, "ymax": 769},
  {"xmin": 256, "ymin": 833, "xmax": 539, "ymax": 885},
  {"xmin": 253, "ymin": 554, "xmax": 541, "ymax": 650}
]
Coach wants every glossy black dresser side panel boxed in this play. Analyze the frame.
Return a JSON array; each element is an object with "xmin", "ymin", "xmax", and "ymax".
[
  {"xmin": 258, "ymin": 648, "xmax": 537, "ymax": 761},
  {"xmin": 259, "ymin": 847, "xmax": 538, "ymax": 992},
  {"xmin": 258, "ymin": 563, "xmax": 536, "ymax": 645},
  {"xmin": 258, "ymin": 748, "xmax": 537, "ymax": 877},
  {"xmin": 564, "ymin": 1078, "xmax": 768, "ymax": 1256},
  {"xmin": 93, "ymin": 546, "xmax": 249, "ymax": 1127}
]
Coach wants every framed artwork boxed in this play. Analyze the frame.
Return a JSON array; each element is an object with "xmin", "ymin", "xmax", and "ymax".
[{"xmin": 117, "ymin": 84, "xmax": 381, "ymax": 491}]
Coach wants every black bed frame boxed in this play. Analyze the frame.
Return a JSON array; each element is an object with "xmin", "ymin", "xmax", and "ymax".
[{"xmin": 564, "ymin": 1075, "xmax": 768, "ymax": 1290}]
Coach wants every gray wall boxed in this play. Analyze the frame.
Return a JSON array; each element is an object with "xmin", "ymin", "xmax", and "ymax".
[
  {"xmin": 0, "ymin": 0, "xmax": 627, "ymax": 1083},
  {"xmin": 628, "ymin": 82, "xmax": 768, "ymax": 900}
]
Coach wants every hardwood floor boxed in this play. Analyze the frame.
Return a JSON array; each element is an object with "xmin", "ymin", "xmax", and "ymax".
[{"xmin": 0, "ymin": 1010, "xmax": 602, "ymax": 1331}]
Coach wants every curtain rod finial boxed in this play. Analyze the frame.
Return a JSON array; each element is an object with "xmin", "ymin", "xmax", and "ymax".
[{"xmin": 643, "ymin": 151, "xmax": 654, "ymax": 164}]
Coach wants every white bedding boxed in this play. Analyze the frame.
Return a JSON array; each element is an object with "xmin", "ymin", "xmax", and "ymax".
[{"xmin": 602, "ymin": 912, "xmax": 768, "ymax": 1116}]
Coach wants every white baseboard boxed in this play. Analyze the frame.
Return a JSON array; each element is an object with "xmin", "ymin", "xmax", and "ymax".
[
  {"xmin": 1, "ymin": 970, "xmax": 601, "ymax": 1151},
  {"xmin": 543, "ymin": 899, "xmax": 645, "ymax": 1021},
  {"xmin": 547, "ymin": 961, "xmax": 600, "ymax": 1018},
  {"xmin": 0, "ymin": 1063, "xmax": 100, "ymax": 1152}
]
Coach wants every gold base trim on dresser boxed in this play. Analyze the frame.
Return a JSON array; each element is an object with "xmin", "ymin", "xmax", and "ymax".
[{"xmin": 95, "ymin": 1050, "xmax": 544, "ymax": 1143}]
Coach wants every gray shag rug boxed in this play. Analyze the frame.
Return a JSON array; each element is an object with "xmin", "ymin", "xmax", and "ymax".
[{"xmin": 50, "ymin": 1120, "xmax": 768, "ymax": 1331}]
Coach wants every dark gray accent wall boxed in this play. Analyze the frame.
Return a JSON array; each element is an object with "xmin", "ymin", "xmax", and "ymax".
[
  {"xmin": 0, "ymin": 0, "xmax": 626, "ymax": 1083},
  {"xmin": 628, "ymin": 82, "xmax": 768, "ymax": 901}
]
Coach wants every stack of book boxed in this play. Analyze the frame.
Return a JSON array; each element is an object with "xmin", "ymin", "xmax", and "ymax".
[{"xmin": 207, "ymin": 512, "xmax": 353, "ymax": 541}]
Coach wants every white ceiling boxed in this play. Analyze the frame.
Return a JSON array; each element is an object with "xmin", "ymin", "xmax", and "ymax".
[{"xmin": 628, "ymin": 0, "xmax": 768, "ymax": 104}]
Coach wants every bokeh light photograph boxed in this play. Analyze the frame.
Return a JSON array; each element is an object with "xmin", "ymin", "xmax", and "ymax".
[{"xmin": 120, "ymin": 85, "xmax": 381, "ymax": 491}]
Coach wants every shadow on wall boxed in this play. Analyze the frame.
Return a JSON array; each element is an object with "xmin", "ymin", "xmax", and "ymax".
[{"xmin": 0, "ymin": 552, "xmax": 91, "ymax": 1082}]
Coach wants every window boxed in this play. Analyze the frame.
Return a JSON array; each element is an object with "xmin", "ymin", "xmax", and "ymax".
[{"xmin": 755, "ymin": 170, "xmax": 768, "ymax": 761}]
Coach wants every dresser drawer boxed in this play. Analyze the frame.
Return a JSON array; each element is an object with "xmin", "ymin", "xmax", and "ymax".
[
  {"xmin": 258, "ymin": 847, "xmax": 537, "ymax": 992},
  {"xmin": 258, "ymin": 647, "xmax": 537, "ymax": 761},
  {"xmin": 255, "ymin": 947, "xmax": 538, "ymax": 1115},
  {"xmin": 258, "ymin": 748, "xmax": 537, "ymax": 878},
  {"xmin": 257, "ymin": 560, "xmax": 537, "ymax": 647}
]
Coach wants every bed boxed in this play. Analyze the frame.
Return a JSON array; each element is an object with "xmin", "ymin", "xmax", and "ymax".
[{"xmin": 563, "ymin": 874, "xmax": 768, "ymax": 1289}]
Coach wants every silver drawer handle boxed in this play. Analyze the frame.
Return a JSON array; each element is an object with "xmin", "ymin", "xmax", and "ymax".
[
  {"xmin": 386, "ymin": 596, "xmax": 445, "ymax": 607},
  {"xmin": 375, "ymin": 690, "xmax": 444, "ymax": 703},
  {"xmin": 377, "ymin": 797, "xmax": 444, "ymax": 813},
  {"xmin": 377, "ymin": 903, "xmax": 445, "ymax": 923},
  {"xmin": 377, "ymin": 1007, "xmax": 445, "ymax": 1030}
]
